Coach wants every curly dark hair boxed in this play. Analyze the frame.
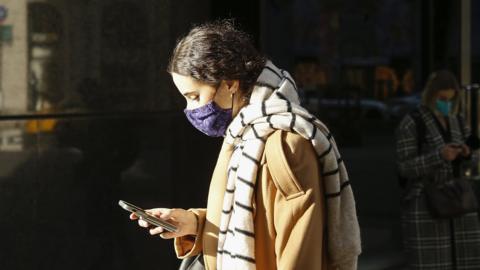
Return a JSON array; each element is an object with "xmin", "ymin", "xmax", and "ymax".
[{"xmin": 167, "ymin": 20, "xmax": 266, "ymax": 93}]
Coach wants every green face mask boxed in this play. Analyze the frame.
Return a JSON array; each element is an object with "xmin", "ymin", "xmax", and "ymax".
[{"xmin": 435, "ymin": 100, "xmax": 452, "ymax": 116}]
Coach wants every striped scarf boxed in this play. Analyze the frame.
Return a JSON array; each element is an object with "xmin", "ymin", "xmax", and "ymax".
[{"xmin": 217, "ymin": 61, "xmax": 361, "ymax": 270}]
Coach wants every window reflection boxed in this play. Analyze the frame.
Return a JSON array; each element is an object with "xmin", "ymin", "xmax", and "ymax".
[
  {"xmin": 101, "ymin": 2, "xmax": 149, "ymax": 110},
  {"xmin": 28, "ymin": 2, "xmax": 63, "ymax": 113}
]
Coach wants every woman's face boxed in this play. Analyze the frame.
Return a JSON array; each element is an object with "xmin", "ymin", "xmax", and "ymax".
[
  {"xmin": 436, "ymin": 88, "xmax": 456, "ymax": 102},
  {"xmin": 171, "ymin": 73, "xmax": 239, "ymax": 110}
]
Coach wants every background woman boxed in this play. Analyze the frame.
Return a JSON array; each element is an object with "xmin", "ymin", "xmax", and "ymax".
[{"xmin": 396, "ymin": 70, "xmax": 480, "ymax": 269}]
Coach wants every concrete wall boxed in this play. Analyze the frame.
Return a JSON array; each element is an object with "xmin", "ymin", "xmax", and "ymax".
[{"xmin": 0, "ymin": 0, "xmax": 28, "ymax": 113}]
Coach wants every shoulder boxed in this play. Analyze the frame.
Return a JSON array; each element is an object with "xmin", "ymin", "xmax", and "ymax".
[
  {"xmin": 263, "ymin": 130, "xmax": 319, "ymax": 200},
  {"xmin": 265, "ymin": 130, "xmax": 316, "ymax": 166},
  {"xmin": 396, "ymin": 107, "xmax": 425, "ymax": 134}
]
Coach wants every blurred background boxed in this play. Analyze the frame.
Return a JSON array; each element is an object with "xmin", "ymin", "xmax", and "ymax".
[{"xmin": 0, "ymin": 0, "xmax": 479, "ymax": 269}]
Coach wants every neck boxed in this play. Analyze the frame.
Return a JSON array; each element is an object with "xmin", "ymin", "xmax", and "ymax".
[{"xmin": 231, "ymin": 92, "xmax": 248, "ymax": 118}]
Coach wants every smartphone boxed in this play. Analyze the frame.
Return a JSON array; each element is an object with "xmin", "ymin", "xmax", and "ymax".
[{"xmin": 118, "ymin": 200, "xmax": 178, "ymax": 232}]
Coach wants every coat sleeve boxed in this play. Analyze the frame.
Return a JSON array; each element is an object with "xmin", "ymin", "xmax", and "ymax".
[
  {"xmin": 395, "ymin": 115, "xmax": 446, "ymax": 179},
  {"xmin": 173, "ymin": 208, "xmax": 206, "ymax": 258},
  {"xmin": 265, "ymin": 131, "xmax": 328, "ymax": 269}
]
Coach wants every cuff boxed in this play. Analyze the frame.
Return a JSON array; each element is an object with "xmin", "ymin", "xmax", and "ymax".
[
  {"xmin": 174, "ymin": 208, "xmax": 206, "ymax": 259},
  {"xmin": 330, "ymin": 257, "xmax": 358, "ymax": 270},
  {"xmin": 429, "ymin": 147, "xmax": 448, "ymax": 166}
]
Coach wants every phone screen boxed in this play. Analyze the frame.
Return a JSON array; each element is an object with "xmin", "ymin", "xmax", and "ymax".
[{"xmin": 118, "ymin": 200, "xmax": 178, "ymax": 232}]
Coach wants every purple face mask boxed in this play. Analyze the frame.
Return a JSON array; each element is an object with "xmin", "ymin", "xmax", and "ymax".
[{"xmin": 184, "ymin": 101, "xmax": 233, "ymax": 137}]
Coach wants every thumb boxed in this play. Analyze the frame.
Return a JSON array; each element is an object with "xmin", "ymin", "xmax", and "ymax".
[
  {"xmin": 160, "ymin": 208, "xmax": 184, "ymax": 221},
  {"xmin": 159, "ymin": 231, "xmax": 177, "ymax": 239},
  {"xmin": 156, "ymin": 208, "xmax": 175, "ymax": 220}
]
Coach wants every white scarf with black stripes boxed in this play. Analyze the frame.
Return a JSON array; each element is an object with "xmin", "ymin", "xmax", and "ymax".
[{"xmin": 216, "ymin": 61, "xmax": 361, "ymax": 270}]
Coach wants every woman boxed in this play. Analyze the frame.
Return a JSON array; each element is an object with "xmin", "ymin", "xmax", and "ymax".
[
  {"xmin": 396, "ymin": 70, "xmax": 480, "ymax": 269},
  {"xmin": 129, "ymin": 21, "xmax": 361, "ymax": 270}
]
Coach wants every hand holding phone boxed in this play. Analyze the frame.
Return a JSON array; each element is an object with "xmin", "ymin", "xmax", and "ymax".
[
  {"xmin": 449, "ymin": 143, "xmax": 471, "ymax": 157},
  {"xmin": 119, "ymin": 200, "xmax": 179, "ymax": 232}
]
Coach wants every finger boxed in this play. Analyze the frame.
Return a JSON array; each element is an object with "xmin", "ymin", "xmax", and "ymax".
[
  {"xmin": 445, "ymin": 150, "xmax": 457, "ymax": 157},
  {"xmin": 138, "ymin": 219, "xmax": 150, "ymax": 228},
  {"xmin": 158, "ymin": 209, "xmax": 175, "ymax": 220},
  {"xmin": 452, "ymin": 150, "xmax": 461, "ymax": 156},
  {"xmin": 129, "ymin": 213, "xmax": 139, "ymax": 220},
  {"xmin": 145, "ymin": 208, "xmax": 170, "ymax": 218},
  {"xmin": 159, "ymin": 231, "xmax": 177, "ymax": 239},
  {"xmin": 447, "ymin": 145, "xmax": 461, "ymax": 150},
  {"xmin": 149, "ymin": 226, "xmax": 165, "ymax": 235},
  {"xmin": 448, "ymin": 147, "xmax": 461, "ymax": 154}
]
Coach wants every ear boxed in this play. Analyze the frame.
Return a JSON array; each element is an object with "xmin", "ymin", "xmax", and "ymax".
[{"xmin": 224, "ymin": 80, "xmax": 240, "ymax": 94}]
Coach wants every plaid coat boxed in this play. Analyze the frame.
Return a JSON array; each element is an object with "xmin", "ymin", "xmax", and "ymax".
[{"xmin": 395, "ymin": 106, "xmax": 480, "ymax": 269}]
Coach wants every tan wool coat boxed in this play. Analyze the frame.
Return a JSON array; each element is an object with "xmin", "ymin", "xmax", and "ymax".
[{"xmin": 174, "ymin": 130, "xmax": 328, "ymax": 269}]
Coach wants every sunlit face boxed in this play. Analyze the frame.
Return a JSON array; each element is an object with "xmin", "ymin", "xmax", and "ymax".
[
  {"xmin": 171, "ymin": 73, "xmax": 239, "ymax": 110},
  {"xmin": 436, "ymin": 88, "xmax": 456, "ymax": 102}
]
